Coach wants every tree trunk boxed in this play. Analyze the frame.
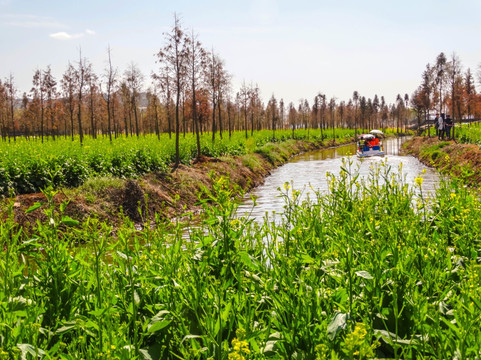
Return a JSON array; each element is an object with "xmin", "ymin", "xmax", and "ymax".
[
  {"xmin": 90, "ymin": 95, "xmax": 96, "ymax": 139},
  {"xmin": 40, "ymin": 102, "xmax": 44, "ymax": 143},
  {"xmin": 70, "ymin": 101, "xmax": 74, "ymax": 141},
  {"xmin": 175, "ymin": 85, "xmax": 181, "ymax": 168},
  {"xmin": 211, "ymin": 101, "xmax": 216, "ymax": 142},
  {"xmin": 154, "ymin": 98, "xmax": 160, "ymax": 140},
  {"xmin": 132, "ymin": 97, "xmax": 139, "ymax": 137},
  {"xmin": 218, "ymin": 100, "xmax": 223, "ymax": 139},
  {"xmin": 78, "ymin": 91, "xmax": 83, "ymax": 145},
  {"xmin": 107, "ymin": 95, "xmax": 112, "ymax": 142}
]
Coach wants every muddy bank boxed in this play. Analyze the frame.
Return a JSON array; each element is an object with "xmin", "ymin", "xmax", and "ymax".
[
  {"xmin": 4, "ymin": 139, "xmax": 339, "ymax": 229},
  {"xmin": 401, "ymin": 136, "xmax": 481, "ymax": 186}
]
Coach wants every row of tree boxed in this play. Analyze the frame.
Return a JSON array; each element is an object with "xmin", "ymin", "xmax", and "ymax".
[
  {"xmin": 411, "ymin": 52, "xmax": 481, "ymax": 128},
  {"xmin": 3, "ymin": 18, "xmax": 473, "ymax": 164}
]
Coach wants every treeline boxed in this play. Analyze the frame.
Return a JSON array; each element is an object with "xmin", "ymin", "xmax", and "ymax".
[
  {"xmin": 411, "ymin": 52, "xmax": 481, "ymax": 127},
  {"xmin": 1, "ymin": 15, "xmax": 415, "ymax": 162}
]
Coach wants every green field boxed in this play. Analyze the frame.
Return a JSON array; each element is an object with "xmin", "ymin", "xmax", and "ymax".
[
  {"xmin": 455, "ymin": 122, "xmax": 481, "ymax": 145},
  {"xmin": 1, "ymin": 159, "xmax": 480, "ymax": 359},
  {"xmin": 0, "ymin": 129, "xmax": 356, "ymax": 196}
]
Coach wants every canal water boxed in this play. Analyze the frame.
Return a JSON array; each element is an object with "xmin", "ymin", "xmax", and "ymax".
[{"xmin": 237, "ymin": 137, "xmax": 440, "ymax": 219}]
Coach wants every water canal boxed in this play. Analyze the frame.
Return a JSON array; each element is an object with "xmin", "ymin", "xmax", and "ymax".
[{"xmin": 237, "ymin": 137, "xmax": 440, "ymax": 219}]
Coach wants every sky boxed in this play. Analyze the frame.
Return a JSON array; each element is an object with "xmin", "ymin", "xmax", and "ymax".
[{"xmin": 1, "ymin": 0, "xmax": 481, "ymax": 106}]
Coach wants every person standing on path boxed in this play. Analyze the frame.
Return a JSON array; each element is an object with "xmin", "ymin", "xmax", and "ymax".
[
  {"xmin": 445, "ymin": 114, "xmax": 453, "ymax": 140},
  {"xmin": 438, "ymin": 113, "xmax": 445, "ymax": 140},
  {"xmin": 434, "ymin": 113, "xmax": 440, "ymax": 137}
]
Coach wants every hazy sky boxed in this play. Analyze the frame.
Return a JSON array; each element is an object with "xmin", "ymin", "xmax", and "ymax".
[{"xmin": 1, "ymin": 0, "xmax": 480, "ymax": 106}]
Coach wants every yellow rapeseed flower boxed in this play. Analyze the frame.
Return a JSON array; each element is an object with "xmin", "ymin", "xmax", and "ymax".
[
  {"xmin": 414, "ymin": 177, "xmax": 423, "ymax": 186},
  {"xmin": 230, "ymin": 219, "xmax": 242, "ymax": 231},
  {"xmin": 229, "ymin": 329, "xmax": 250, "ymax": 360}
]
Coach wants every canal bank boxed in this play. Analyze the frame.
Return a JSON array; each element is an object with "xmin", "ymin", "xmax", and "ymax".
[
  {"xmin": 6, "ymin": 138, "xmax": 348, "ymax": 229},
  {"xmin": 401, "ymin": 136, "xmax": 481, "ymax": 186}
]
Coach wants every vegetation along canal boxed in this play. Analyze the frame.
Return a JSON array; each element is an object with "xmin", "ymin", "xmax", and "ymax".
[{"xmin": 238, "ymin": 137, "xmax": 440, "ymax": 219}]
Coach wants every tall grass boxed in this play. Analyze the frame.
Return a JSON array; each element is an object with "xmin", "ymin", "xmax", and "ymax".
[
  {"xmin": 454, "ymin": 122, "xmax": 481, "ymax": 145},
  {"xmin": 1, "ymin": 159, "xmax": 479, "ymax": 359}
]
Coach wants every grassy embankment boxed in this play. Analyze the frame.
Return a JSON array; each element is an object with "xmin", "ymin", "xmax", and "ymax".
[
  {"xmin": 402, "ymin": 122, "xmax": 481, "ymax": 186},
  {"xmin": 1, "ymin": 155, "xmax": 480, "ymax": 359},
  {"xmin": 0, "ymin": 129, "xmax": 355, "ymax": 227}
]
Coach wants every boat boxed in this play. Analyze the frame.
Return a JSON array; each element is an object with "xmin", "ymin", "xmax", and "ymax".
[{"xmin": 356, "ymin": 130, "xmax": 385, "ymax": 158}]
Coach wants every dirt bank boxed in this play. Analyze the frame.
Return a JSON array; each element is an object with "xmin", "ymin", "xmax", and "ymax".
[
  {"xmin": 4, "ymin": 139, "xmax": 337, "ymax": 229},
  {"xmin": 401, "ymin": 136, "xmax": 481, "ymax": 186}
]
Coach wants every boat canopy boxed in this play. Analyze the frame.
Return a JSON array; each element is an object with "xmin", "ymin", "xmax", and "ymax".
[
  {"xmin": 370, "ymin": 129, "xmax": 384, "ymax": 136},
  {"xmin": 358, "ymin": 133, "xmax": 375, "ymax": 140}
]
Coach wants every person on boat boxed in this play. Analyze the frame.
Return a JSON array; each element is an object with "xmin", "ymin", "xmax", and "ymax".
[
  {"xmin": 362, "ymin": 138, "xmax": 371, "ymax": 151},
  {"xmin": 372, "ymin": 136, "xmax": 380, "ymax": 146}
]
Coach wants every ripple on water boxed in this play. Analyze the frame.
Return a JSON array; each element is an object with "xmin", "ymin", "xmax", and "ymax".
[{"xmin": 237, "ymin": 137, "xmax": 440, "ymax": 220}]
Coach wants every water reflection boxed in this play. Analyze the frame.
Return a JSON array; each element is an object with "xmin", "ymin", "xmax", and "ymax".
[{"xmin": 237, "ymin": 137, "xmax": 440, "ymax": 219}]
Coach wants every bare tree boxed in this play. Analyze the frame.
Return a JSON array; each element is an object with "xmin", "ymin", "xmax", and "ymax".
[
  {"xmin": 372, "ymin": 95, "xmax": 379, "ymax": 129},
  {"xmin": 104, "ymin": 45, "xmax": 117, "ymax": 142},
  {"xmin": 156, "ymin": 13, "xmax": 189, "ymax": 168},
  {"xmin": 359, "ymin": 96, "xmax": 367, "ymax": 131},
  {"xmin": 147, "ymin": 88, "xmax": 161, "ymax": 139},
  {"xmin": 227, "ymin": 98, "xmax": 233, "ymax": 138},
  {"xmin": 436, "ymin": 52, "xmax": 447, "ymax": 114},
  {"xmin": 314, "ymin": 93, "xmax": 326, "ymax": 139},
  {"xmin": 5, "ymin": 74, "xmax": 17, "ymax": 142},
  {"xmin": 279, "ymin": 98, "xmax": 285, "ymax": 130},
  {"xmin": 338, "ymin": 101, "xmax": 345, "ymax": 128},
  {"xmin": 206, "ymin": 50, "xmax": 220, "ymax": 141},
  {"xmin": 250, "ymin": 85, "xmax": 261, "ymax": 135},
  {"xmin": 267, "ymin": 94, "xmax": 278, "ymax": 139},
  {"xmin": 448, "ymin": 52, "xmax": 462, "ymax": 124},
  {"xmin": 404, "ymin": 93, "xmax": 409, "ymax": 131},
  {"xmin": 31, "ymin": 68, "xmax": 45, "ymax": 142},
  {"xmin": 119, "ymin": 81, "xmax": 132, "ymax": 136},
  {"xmin": 75, "ymin": 51, "xmax": 91, "ymax": 145},
  {"xmin": 411, "ymin": 86, "xmax": 426, "ymax": 133},
  {"xmin": 152, "ymin": 68, "xmax": 173, "ymax": 138},
  {"xmin": 213, "ymin": 55, "xmax": 231, "ymax": 140},
  {"xmin": 124, "ymin": 62, "xmax": 144, "ymax": 137},
  {"xmin": 239, "ymin": 81, "xmax": 250, "ymax": 139},
  {"xmin": 0, "ymin": 81, "xmax": 6, "ymax": 140},
  {"xmin": 380, "ymin": 96, "xmax": 387, "ymax": 131},
  {"xmin": 43, "ymin": 66, "xmax": 57, "ymax": 140},
  {"xmin": 352, "ymin": 91, "xmax": 359, "ymax": 136},
  {"xmin": 87, "ymin": 69, "xmax": 99, "ymax": 138},
  {"xmin": 465, "ymin": 68, "xmax": 476, "ymax": 122},
  {"xmin": 421, "ymin": 64, "xmax": 434, "ymax": 132},
  {"xmin": 329, "ymin": 97, "xmax": 336, "ymax": 139},
  {"xmin": 186, "ymin": 29, "xmax": 207, "ymax": 158},
  {"xmin": 396, "ymin": 94, "xmax": 404, "ymax": 133},
  {"xmin": 61, "ymin": 63, "xmax": 76, "ymax": 140},
  {"xmin": 21, "ymin": 92, "xmax": 30, "ymax": 137}
]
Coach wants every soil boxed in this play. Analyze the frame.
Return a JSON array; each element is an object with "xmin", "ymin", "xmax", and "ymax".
[{"xmin": 3, "ymin": 140, "xmax": 331, "ymax": 230}]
